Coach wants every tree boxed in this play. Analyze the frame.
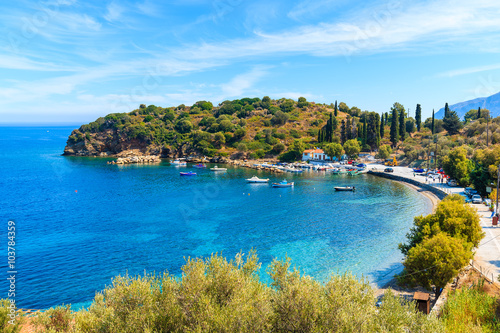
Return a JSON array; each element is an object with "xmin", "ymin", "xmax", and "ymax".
[
  {"xmin": 262, "ymin": 96, "xmax": 272, "ymax": 109},
  {"xmin": 402, "ymin": 232, "xmax": 472, "ymax": 290},
  {"xmin": 442, "ymin": 110, "xmax": 462, "ymax": 135},
  {"xmin": 345, "ymin": 116, "xmax": 352, "ymax": 140},
  {"xmin": 272, "ymin": 143, "xmax": 286, "ymax": 154},
  {"xmin": 343, "ymin": 139, "xmax": 361, "ymax": 158},
  {"xmin": 324, "ymin": 143, "xmax": 344, "ymax": 160},
  {"xmin": 271, "ymin": 111, "xmax": 289, "ymax": 126},
  {"xmin": 380, "ymin": 114, "xmax": 385, "ymax": 138},
  {"xmin": 338, "ymin": 102, "xmax": 349, "ymax": 113},
  {"xmin": 390, "ymin": 106, "xmax": 399, "ymax": 147},
  {"xmin": 175, "ymin": 119, "xmax": 193, "ymax": 134},
  {"xmin": 415, "ymin": 104, "xmax": 422, "ymax": 131},
  {"xmin": 444, "ymin": 103, "xmax": 450, "ymax": 118},
  {"xmin": 334, "ymin": 100, "xmax": 338, "ymax": 117},
  {"xmin": 398, "ymin": 104, "xmax": 406, "ymax": 142},
  {"xmin": 237, "ymin": 143, "xmax": 248, "ymax": 152},
  {"xmin": 377, "ymin": 145, "xmax": 392, "ymax": 159},
  {"xmin": 340, "ymin": 120, "xmax": 346, "ymax": 144},
  {"xmin": 464, "ymin": 108, "xmax": 490, "ymax": 123},
  {"xmin": 279, "ymin": 139, "xmax": 305, "ymax": 162},
  {"xmin": 442, "ymin": 147, "xmax": 471, "ymax": 186},
  {"xmin": 213, "ymin": 132, "xmax": 225, "ymax": 148},
  {"xmin": 431, "ymin": 109, "xmax": 435, "ymax": 134},
  {"xmin": 297, "ymin": 97, "xmax": 309, "ymax": 109},
  {"xmin": 399, "ymin": 194, "xmax": 483, "ymax": 255},
  {"xmin": 405, "ymin": 118, "xmax": 416, "ymax": 136},
  {"xmin": 280, "ymin": 99, "xmax": 295, "ymax": 113}
]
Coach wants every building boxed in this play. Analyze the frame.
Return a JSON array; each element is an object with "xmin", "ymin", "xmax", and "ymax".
[{"xmin": 302, "ymin": 148, "xmax": 331, "ymax": 161}]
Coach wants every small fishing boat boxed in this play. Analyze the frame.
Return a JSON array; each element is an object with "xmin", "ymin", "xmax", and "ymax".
[
  {"xmin": 334, "ymin": 186, "xmax": 355, "ymax": 191},
  {"xmin": 193, "ymin": 163, "xmax": 206, "ymax": 168},
  {"xmin": 284, "ymin": 167, "xmax": 303, "ymax": 173},
  {"xmin": 272, "ymin": 179, "xmax": 294, "ymax": 188},
  {"xmin": 210, "ymin": 165, "xmax": 227, "ymax": 171},
  {"xmin": 246, "ymin": 176, "xmax": 269, "ymax": 183},
  {"xmin": 180, "ymin": 171, "xmax": 196, "ymax": 176}
]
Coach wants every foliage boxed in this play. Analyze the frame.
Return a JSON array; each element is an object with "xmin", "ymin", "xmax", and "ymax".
[
  {"xmin": 64, "ymin": 253, "xmax": 446, "ymax": 332},
  {"xmin": 441, "ymin": 283, "xmax": 500, "ymax": 333},
  {"xmin": 399, "ymin": 194, "xmax": 483, "ymax": 256},
  {"xmin": 415, "ymin": 104, "xmax": 422, "ymax": 131},
  {"xmin": 33, "ymin": 305, "xmax": 72, "ymax": 333},
  {"xmin": 279, "ymin": 99, "xmax": 295, "ymax": 113},
  {"xmin": 297, "ymin": 96, "xmax": 309, "ymax": 109},
  {"xmin": 0, "ymin": 299, "xmax": 22, "ymax": 333},
  {"xmin": 323, "ymin": 143, "xmax": 343, "ymax": 160},
  {"xmin": 390, "ymin": 104, "xmax": 399, "ymax": 146},
  {"xmin": 343, "ymin": 139, "xmax": 361, "ymax": 158},
  {"xmin": 442, "ymin": 146, "xmax": 472, "ymax": 186},
  {"xmin": 464, "ymin": 108, "xmax": 490, "ymax": 123},
  {"xmin": 377, "ymin": 145, "xmax": 392, "ymax": 159},
  {"xmin": 279, "ymin": 139, "xmax": 305, "ymax": 162},
  {"xmin": 270, "ymin": 111, "xmax": 289, "ymax": 126},
  {"xmin": 443, "ymin": 110, "xmax": 463, "ymax": 135},
  {"xmin": 402, "ymin": 232, "xmax": 472, "ymax": 290}
]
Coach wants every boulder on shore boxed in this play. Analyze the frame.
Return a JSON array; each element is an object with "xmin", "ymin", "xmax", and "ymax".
[{"xmin": 108, "ymin": 155, "xmax": 161, "ymax": 165}]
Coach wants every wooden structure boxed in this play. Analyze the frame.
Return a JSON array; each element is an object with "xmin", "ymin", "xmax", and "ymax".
[{"xmin": 413, "ymin": 291, "xmax": 430, "ymax": 314}]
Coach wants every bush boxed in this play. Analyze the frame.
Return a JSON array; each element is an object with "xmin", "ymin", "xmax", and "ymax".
[
  {"xmin": 0, "ymin": 299, "xmax": 22, "ymax": 333},
  {"xmin": 33, "ymin": 305, "xmax": 72, "ymax": 332}
]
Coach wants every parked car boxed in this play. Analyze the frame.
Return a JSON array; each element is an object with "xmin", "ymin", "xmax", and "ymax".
[
  {"xmin": 447, "ymin": 179, "xmax": 457, "ymax": 187},
  {"xmin": 357, "ymin": 163, "xmax": 367, "ymax": 168},
  {"xmin": 468, "ymin": 190, "xmax": 479, "ymax": 198},
  {"xmin": 384, "ymin": 167, "xmax": 394, "ymax": 173},
  {"xmin": 471, "ymin": 194, "xmax": 482, "ymax": 204}
]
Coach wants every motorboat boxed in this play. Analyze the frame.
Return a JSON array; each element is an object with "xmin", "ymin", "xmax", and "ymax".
[
  {"xmin": 334, "ymin": 186, "xmax": 355, "ymax": 191},
  {"xmin": 193, "ymin": 163, "xmax": 206, "ymax": 168},
  {"xmin": 272, "ymin": 180, "xmax": 294, "ymax": 188},
  {"xmin": 210, "ymin": 165, "xmax": 227, "ymax": 171},
  {"xmin": 246, "ymin": 176, "xmax": 269, "ymax": 183},
  {"xmin": 180, "ymin": 171, "xmax": 196, "ymax": 176},
  {"xmin": 171, "ymin": 159, "xmax": 187, "ymax": 166}
]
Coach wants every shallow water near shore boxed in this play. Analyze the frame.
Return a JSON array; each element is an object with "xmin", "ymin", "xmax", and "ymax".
[{"xmin": 0, "ymin": 126, "xmax": 432, "ymax": 309}]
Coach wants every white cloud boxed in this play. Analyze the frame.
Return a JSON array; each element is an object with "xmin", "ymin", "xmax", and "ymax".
[
  {"xmin": 220, "ymin": 66, "xmax": 270, "ymax": 97},
  {"xmin": 104, "ymin": 2, "xmax": 125, "ymax": 22},
  {"xmin": 437, "ymin": 63, "xmax": 500, "ymax": 78}
]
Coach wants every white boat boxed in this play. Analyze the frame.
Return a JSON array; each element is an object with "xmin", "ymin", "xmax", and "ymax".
[
  {"xmin": 246, "ymin": 176, "xmax": 269, "ymax": 183},
  {"xmin": 171, "ymin": 159, "xmax": 187, "ymax": 166},
  {"xmin": 284, "ymin": 167, "xmax": 303, "ymax": 173},
  {"xmin": 335, "ymin": 186, "xmax": 355, "ymax": 191},
  {"xmin": 210, "ymin": 165, "xmax": 227, "ymax": 171},
  {"xmin": 272, "ymin": 179, "xmax": 294, "ymax": 188}
]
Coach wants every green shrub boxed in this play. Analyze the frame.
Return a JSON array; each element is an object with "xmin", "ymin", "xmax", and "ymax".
[
  {"xmin": 33, "ymin": 305, "xmax": 71, "ymax": 333},
  {"xmin": 0, "ymin": 299, "xmax": 22, "ymax": 333}
]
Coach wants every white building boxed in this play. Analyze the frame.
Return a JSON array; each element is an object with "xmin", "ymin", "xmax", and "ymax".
[{"xmin": 302, "ymin": 148, "xmax": 331, "ymax": 161}]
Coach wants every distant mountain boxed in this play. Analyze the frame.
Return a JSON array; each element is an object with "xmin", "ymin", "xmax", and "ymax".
[{"xmin": 435, "ymin": 91, "xmax": 500, "ymax": 119}]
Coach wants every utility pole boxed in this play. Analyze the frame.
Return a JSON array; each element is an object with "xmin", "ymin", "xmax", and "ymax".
[{"xmin": 497, "ymin": 164, "xmax": 500, "ymax": 217}]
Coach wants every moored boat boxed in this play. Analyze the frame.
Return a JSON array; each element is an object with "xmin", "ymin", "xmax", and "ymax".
[
  {"xmin": 334, "ymin": 186, "xmax": 355, "ymax": 191},
  {"xmin": 193, "ymin": 163, "xmax": 206, "ymax": 168},
  {"xmin": 171, "ymin": 159, "xmax": 187, "ymax": 166},
  {"xmin": 246, "ymin": 176, "xmax": 269, "ymax": 183},
  {"xmin": 272, "ymin": 179, "xmax": 294, "ymax": 188},
  {"xmin": 210, "ymin": 165, "xmax": 227, "ymax": 171},
  {"xmin": 180, "ymin": 171, "xmax": 196, "ymax": 176}
]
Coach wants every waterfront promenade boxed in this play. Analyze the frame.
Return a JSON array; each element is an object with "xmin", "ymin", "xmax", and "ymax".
[{"xmin": 368, "ymin": 164, "xmax": 500, "ymax": 283}]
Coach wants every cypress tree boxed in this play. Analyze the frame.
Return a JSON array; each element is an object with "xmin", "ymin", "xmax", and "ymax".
[
  {"xmin": 390, "ymin": 108, "xmax": 398, "ymax": 147},
  {"xmin": 380, "ymin": 113, "xmax": 385, "ymax": 138},
  {"xmin": 362, "ymin": 117, "xmax": 367, "ymax": 146},
  {"xmin": 399, "ymin": 107, "xmax": 406, "ymax": 142},
  {"xmin": 415, "ymin": 104, "xmax": 422, "ymax": 131},
  {"xmin": 375, "ymin": 113, "xmax": 381, "ymax": 147},
  {"xmin": 346, "ymin": 116, "xmax": 351, "ymax": 140},
  {"xmin": 444, "ymin": 103, "xmax": 450, "ymax": 118},
  {"xmin": 385, "ymin": 112, "xmax": 388, "ymax": 125},
  {"xmin": 340, "ymin": 120, "xmax": 346, "ymax": 144},
  {"xmin": 334, "ymin": 100, "xmax": 338, "ymax": 117},
  {"xmin": 332, "ymin": 114, "xmax": 338, "ymax": 131},
  {"xmin": 431, "ymin": 109, "xmax": 435, "ymax": 134},
  {"xmin": 477, "ymin": 107, "xmax": 481, "ymax": 120},
  {"xmin": 317, "ymin": 128, "xmax": 321, "ymax": 142}
]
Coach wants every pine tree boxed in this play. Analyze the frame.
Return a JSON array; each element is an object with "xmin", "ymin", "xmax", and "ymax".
[
  {"xmin": 390, "ymin": 107, "xmax": 399, "ymax": 147},
  {"xmin": 431, "ymin": 109, "xmax": 435, "ymax": 134},
  {"xmin": 415, "ymin": 104, "xmax": 422, "ymax": 132},
  {"xmin": 334, "ymin": 100, "xmax": 338, "ymax": 117},
  {"xmin": 399, "ymin": 107, "xmax": 406, "ymax": 142}
]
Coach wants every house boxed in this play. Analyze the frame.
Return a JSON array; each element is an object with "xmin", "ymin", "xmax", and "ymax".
[{"xmin": 302, "ymin": 148, "xmax": 331, "ymax": 161}]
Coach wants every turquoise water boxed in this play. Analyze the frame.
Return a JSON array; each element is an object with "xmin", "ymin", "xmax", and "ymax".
[{"xmin": 0, "ymin": 126, "xmax": 432, "ymax": 309}]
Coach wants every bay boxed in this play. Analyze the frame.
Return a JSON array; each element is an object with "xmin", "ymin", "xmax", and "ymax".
[{"xmin": 0, "ymin": 126, "xmax": 432, "ymax": 309}]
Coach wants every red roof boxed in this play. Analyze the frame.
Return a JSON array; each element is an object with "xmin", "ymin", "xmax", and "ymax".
[{"xmin": 304, "ymin": 149, "xmax": 324, "ymax": 154}]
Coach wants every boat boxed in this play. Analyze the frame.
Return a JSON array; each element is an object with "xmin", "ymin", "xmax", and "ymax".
[
  {"xmin": 272, "ymin": 179, "xmax": 294, "ymax": 188},
  {"xmin": 180, "ymin": 171, "xmax": 196, "ymax": 176},
  {"xmin": 193, "ymin": 163, "xmax": 206, "ymax": 168},
  {"xmin": 284, "ymin": 167, "xmax": 303, "ymax": 173},
  {"xmin": 246, "ymin": 176, "xmax": 269, "ymax": 183},
  {"xmin": 334, "ymin": 186, "xmax": 355, "ymax": 191},
  {"xmin": 171, "ymin": 159, "xmax": 187, "ymax": 166},
  {"xmin": 210, "ymin": 165, "xmax": 227, "ymax": 171}
]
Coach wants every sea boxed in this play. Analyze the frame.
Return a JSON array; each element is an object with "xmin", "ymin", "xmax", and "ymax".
[{"xmin": 0, "ymin": 126, "xmax": 432, "ymax": 310}]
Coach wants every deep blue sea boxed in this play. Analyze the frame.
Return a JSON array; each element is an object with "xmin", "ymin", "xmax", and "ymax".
[{"xmin": 0, "ymin": 126, "xmax": 432, "ymax": 310}]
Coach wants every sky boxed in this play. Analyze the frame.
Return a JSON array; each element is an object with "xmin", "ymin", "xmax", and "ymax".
[{"xmin": 1, "ymin": 0, "xmax": 500, "ymax": 124}]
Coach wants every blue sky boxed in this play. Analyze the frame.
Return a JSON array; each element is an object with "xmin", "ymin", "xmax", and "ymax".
[{"xmin": 1, "ymin": 0, "xmax": 500, "ymax": 124}]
